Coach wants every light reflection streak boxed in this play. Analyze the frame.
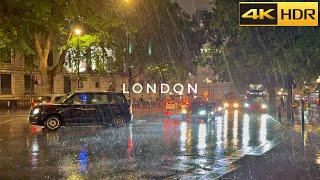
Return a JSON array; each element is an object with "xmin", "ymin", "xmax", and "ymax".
[
  {"xmin": 126, "ymin": 124, "xmax": 134, "ymax": 161},
  {"xmin": 223, "ymin": 110, "xmax": 228, "ymax": 148},
  {"xmin": 315, "ymin": 149, "xmax": 320, "ymax": 165},
  {"xmin": 173, "ymin": 119, "xmax": 178, "ymax": 143},
  {"xmin": 79, "ymin": 147, "xmax": 88, "ymax": 174},
  {"xmin": 198, "ymin": 122, "xmax": 207, "ymax": 156},
  {"xmin": 259, "ymin": 114, "xmax": 271, "ymax": 152},
  {"xmin": 233, "ymin": 110, "xmax": 239, "ymax": 147},
  {"xmin": 186, "ymin": 121, "xmax": 192, "ymax": 154},
  {"xmin": 242, "ymin": 114, "xmax": 250, "ymax": 153},
  {"xmin": 180, "ymin": 121, "xmax": 187, "ymax": 153},
  {"xmin": 163, "ymin": 119, "xmax": 170, "ymax": 145},
  {"xmin": 215, "ymin": 116, "xmax": 223, "ymax": 155},
  {"xmin": 259, "ymin": 114, "xmax": 267, "ymax": 144},
  {"xmin": 31, "ymin": 137, "xmax": 39, "ymax": 169}
]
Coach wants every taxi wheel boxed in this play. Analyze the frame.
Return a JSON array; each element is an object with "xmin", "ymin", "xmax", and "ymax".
[
  {"xmin": 112, "ymin": 116, "xmax": 125, "ymax": 127},
  {"xmin": 44, "ymin": 116, "xmax": 61, "ymax": 131}
]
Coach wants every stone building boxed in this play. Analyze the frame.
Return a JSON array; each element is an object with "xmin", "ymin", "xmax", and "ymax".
[{"xmin": 0, "ymin": 48, "xmax": 125, "ymax": 108}]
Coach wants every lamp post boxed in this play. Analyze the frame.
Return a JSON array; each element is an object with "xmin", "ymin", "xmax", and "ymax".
[
  {"xmin": 75, "ymin": 28, "xmax": 82, "ymax": 89},
  {"xmin": 316, "ymin": 76, "xmax": 320, "ymax": 106}
]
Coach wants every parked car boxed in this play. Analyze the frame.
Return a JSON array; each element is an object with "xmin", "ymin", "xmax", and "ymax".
[
  {"xmin": 31, "ymin": 94, "xmax": 66, "ymax": 108},
  {"xmin": 29, "ymin": 92, "xmax": 132, "ymax": 131}
]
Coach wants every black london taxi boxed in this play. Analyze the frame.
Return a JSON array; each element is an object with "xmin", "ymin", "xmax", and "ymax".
[{"xmin": 29, "ymin": 92, "xmax": 132, "ymax": 131}]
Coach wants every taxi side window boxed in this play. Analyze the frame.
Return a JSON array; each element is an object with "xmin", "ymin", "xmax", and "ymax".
[
  {"xmin": 72, "ymin": 94, "xmax": 91, "ymax": 105},
  {"xmin": 107, "ymin": 94, "xmax": 124, "ymax": 104},
  {"xmin": 91, "ymin": 94, "xmax": 110, "ymax": 105}
]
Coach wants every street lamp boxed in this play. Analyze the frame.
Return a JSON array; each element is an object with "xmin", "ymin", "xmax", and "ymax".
[{"xmin": 74, "ymin": 28, "xmax": 82, "ymax": 89}]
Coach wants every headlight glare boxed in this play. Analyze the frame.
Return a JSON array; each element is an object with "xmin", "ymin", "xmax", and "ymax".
[
  {"xmin": 261, "ymin": 104, "xmax": 267, "ymax": 109},
  {"xmin": 181, "ymin": 109, "xmax": 188, "ymax": 114},
  {"xmin": 199, "ymin": 110, "xmax": 206, "ymax": 116},
  {"xmin": 233, "ymin": 103, "xmax": 239, "ymax": 108},
  {"xmin": 32, "ymin": 108, "xmax": 41, "ymax": 115}
]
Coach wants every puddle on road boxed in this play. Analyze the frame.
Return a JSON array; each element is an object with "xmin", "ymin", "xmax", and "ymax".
[{"xmin": 1, "ymin": 111, "xmax": 285, "ymax": 179}]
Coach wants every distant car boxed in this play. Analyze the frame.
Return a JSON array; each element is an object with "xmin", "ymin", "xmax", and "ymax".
[
  {"xmin": 29, "ymin": 92, "xmax": 132, "ymax": 131},
  {"xmin": 163, "ymin": 98, "xmax": 179, "ymax": 116},
  {"xmin": 180, "ymin": 100, "xmax": 191, "ymax": 116},
  {"xmin": 31, "ymin": 94, "xmax": 66, "ymax": 108},
  {"xmin": 189, "ymin": 101, "xmax": 214, "ymax": 121},
  {"xmin": 223, "ymin": 92, "xmax": 242, "ymax": 111},
  {"xmin": 210, "ymin": 101, "xmax": 224, "ymax": 116},
  {"xmin": 244, "ymin": 100, "xmax": 268, "ymax": 113}
]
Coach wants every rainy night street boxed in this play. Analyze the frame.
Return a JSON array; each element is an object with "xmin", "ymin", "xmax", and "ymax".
[{"xmin": 0, "ymin": 110, "xmax": 285, "ymax": 179}]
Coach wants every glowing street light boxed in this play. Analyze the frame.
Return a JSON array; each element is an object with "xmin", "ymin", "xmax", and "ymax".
[
  {"xmin": 316, "ymin": 76, "xmax": 320, "ymax": 84},
  {"xmin": 74, "ymin": 28, "xmax": 82, "ymax": 35}
]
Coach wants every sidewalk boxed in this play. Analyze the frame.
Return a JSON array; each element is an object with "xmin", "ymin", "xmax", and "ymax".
[{"xmin": 222, "ymin": 109, "xmax": 320, "ymax": 179}]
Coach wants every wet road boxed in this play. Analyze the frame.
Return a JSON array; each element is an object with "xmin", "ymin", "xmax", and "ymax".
[{"xmin": 0, "ymin": 110, "xmax": 284, "ymax": 179}]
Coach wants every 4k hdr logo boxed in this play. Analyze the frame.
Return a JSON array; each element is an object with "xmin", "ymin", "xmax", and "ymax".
[{"xmin": 239, "ymin": 2, "xmax": 318, "ymax": 26}]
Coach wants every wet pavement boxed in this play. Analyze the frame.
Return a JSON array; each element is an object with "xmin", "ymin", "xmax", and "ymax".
[
  {"xmin": 222, "ymin": 124, "xmax": 320, "ymax": 180},
  {"xmin": 0, "ymin": 110, "xmax": 284, "ymax": 179}
]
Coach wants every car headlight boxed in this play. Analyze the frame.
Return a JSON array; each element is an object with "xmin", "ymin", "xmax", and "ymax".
[
  {"xmin": 224, "ymin": 103, "xmax": 229, "ymax": 108},
  {"xmin": 181, "ymin": 109, "xmax": 188, "ymax": 114},
  {"xmin": 244, "ymin": 103, "xmax": 249, "ymax": 108},
  {"xmin": 233, "ymin": 103, "xmax": 239, "ymax": 108},
  {"xmin": 199, "ymin": 110, "xmax": 206, "ymax": 116},
  {"xmin": 261, "ymin": 104, "xmax": 267, "ymax": 109},
  {"xmin": 32, "ymin": 108, "xmax": 41, "ymax": 115},
  {"xmin": 217, "ymin": 106, "xmax": 223, "ymax": 111}
]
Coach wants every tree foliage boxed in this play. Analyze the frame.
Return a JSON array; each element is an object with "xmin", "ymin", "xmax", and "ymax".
[
  {"xmin": 0, "ymin": 0, "xmax": 202, "ymax": 92},
  {"xmin": 200, "ymin": 1, "xmax": 320, "ymax": 87}
]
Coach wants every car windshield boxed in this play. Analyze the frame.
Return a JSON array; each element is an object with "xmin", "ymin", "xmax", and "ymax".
[
  {"xmin": 33, "ymin": 96, "xmax": 51, "ymax": 103},
  {"xmin": 55, "ymin": 93, "xmax": 72, "ymax": 104}
]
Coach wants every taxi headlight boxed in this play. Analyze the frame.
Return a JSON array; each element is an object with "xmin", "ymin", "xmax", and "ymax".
[
  {"xmin": 224, "ymin": 103, "xmax": 229, "ymax": 108},
  {"xmin": 199, "ymin": 110, "xmax": 206, "ymax": 116},
  {"xmin": 217, "ymin": 106, "xmax": 223, "ymax": 111},
  {"xmin": 244, "ymin": 103, "xmax": 249, "ymax": 108},
  {"xmin": 32, "ymin": 108, "xmax": 41, "ymax": 115},
  {"xmin": 261, "ymin": 104, "xmax": 267, "ymax": 109},
  {"xmin": 233, "ymin": 103, "xmax": 239, "ymax": 108}
]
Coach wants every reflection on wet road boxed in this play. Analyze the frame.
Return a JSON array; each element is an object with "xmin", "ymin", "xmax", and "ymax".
[{"xmin": 0, "ymin": 111, "xmax": 284, "ymax": 179}]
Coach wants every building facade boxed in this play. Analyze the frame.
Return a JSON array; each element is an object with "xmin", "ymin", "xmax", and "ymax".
[{"xmin": 0, "ymin": 49, "xmax": 125, "ymax": 108}]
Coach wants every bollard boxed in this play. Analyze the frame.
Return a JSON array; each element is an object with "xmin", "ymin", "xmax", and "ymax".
[{"xmin": 301, "ymin": 99, "xmax": 305, "ymax": 132}]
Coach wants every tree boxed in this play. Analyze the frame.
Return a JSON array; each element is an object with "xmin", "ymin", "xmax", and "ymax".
[{"xmin": 198, "ymin": 1, "xmax": 320, "ymax": 113}]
